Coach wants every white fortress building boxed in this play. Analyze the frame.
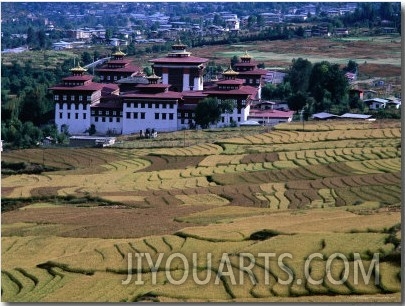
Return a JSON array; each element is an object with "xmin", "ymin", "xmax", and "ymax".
[{"xmin": 50, "ymin": 45, "xmax": 270, "ymax": 136}]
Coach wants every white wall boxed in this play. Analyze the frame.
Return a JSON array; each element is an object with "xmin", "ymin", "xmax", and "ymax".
[
  {"xmin": 55, "ymin": 103, "xmax": 91, "ymax": 134},
  {"xmin": 91, "ymin": 116, "xmax": 122, "ymax": 135},
  {"xmin": 122, "ymin": 101, "xmax": 178, "ymax": 134}
]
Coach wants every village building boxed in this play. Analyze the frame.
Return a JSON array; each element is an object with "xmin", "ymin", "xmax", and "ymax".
[{"xmin": 247, "ymin": 108, "xmax": 294, "ymax": 125}]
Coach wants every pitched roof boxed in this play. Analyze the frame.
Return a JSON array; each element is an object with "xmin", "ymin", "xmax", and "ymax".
[
  {"xmin": 312, "ymin": 112, "xmax": 338, "ymax": 119},
  {"xmin": 249, "ymin": 109, "xmax": 294, "ymax": 119},
  {"xmin": 339, "ymin": 113, "xmax": 372, "ymax": 119}
]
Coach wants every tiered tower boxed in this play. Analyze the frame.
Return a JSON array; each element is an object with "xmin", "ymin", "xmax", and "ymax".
[
  {"xmin": 50, "ymin": 63, "xmax": 119, "ymax": 134},
  {"xmin": 149, "ymin": 41, "xmax": 208, "ymax": 92},
  {"xmin": 95, "ymin": 48, "xmax": 142, "ymax": 83},
  {"xmin": 233, "ymin": 51, "xmax": 267, "ymax": 86}
]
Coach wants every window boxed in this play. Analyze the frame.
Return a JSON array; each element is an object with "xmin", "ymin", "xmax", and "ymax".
[
  {"xmin": 75, "ymin": 113, "xmax": 79, "ymax": 119},
  {"xmin": 95, "ymin": 117, "xmax": 99, "ymax": 122},
  {"xmin": 87, "ymin": 95, "xmax": 91, "ymax": 101},
  {"xmin": 91, "ymin": 110, "xmax": 95, "ymax": 115},
  {"xmin": 109, "ymin": 117, "xmax": 113, "ymax": 122},
  {"xmin": 169, "ymin": 104, "xmax": 174, "ymax": 109},
  {"xmin": 169, "ymin": 113, "xmax": 174, "ymax": 120},
  {"xmin": 116, "ymin": 117, "xmax": 120, "ymax": 122},
  {"xmin": 238, "ymin": 117, "xmax": 241, "ymax": 122},
  {"xmin": 185, "ymin": 113, "xmax": 188, "ymax": 118},
  {"xmin": 120, "ymin": 111, "xmax": 123, "ymax": 116},
  {"xmin": 181, "ymin": 119, "xmax": 185, "ymax": 124},
  {"xmin": 67, "ymin": 113, "xmax": 71, "ymax": 119},
  {"xmin": 148, "ymin": 103, "xmax": 152, "ymax": 108},
  {"xmin": 102, "ymin": 117, "xmax": 106, "ymax": 122},
  {"xmin": 126, "ymin": 112, "xmax": 131, "ymax": 119},
  {"xmin": 237, "ymin": 109, "xmax": 241, "ymax": 114},
  {"xmin": 71, "ymin": 95, "xmax": 75, "ymax": 101},
  {"xmin": 106, "ymin": 111, "xmax": 110, "ymax": 115},
  {"xmin": 63, "ymin": 95, "xmax": 67, "ymax": 101},
  {"xmin": 100, "ymin": 76, "xmax": 104, "ymax": 81},
  {"xmin": 114, "ymin": 76, "xmax": 117, "ymax": 81},
  {"xmin": 107, "ymin": 76, "xmax": 110, "ymax": 81},
  {"xmin": 98, "ymin": 110, "xmax": 102, "ymax": 115},
  {"xmin": 162, "ymin": 104, "xmax": 167, "ymax": 109},
  {"xmin": 141, "ymin": 103, "xmax": 145, "ymax": 108},
  {"xmin": 222, "ymin": 117, "xmax": 225, "ymax": 123},
  {"xmin": 79, "ymin": 95, "xmax": 83, "ymax": 101},
  {"xmin": 133, "ymin": 112, "xmax": 138, "ymax": 119},
  {"xmin": 155, "ymin": 113, "xmax": 159, "ymax": 120},
  {"xmin": 83, "ymin": 113, "xmax": 87, "ymax": 120},
  {"xmin": 59, "ymin": 113, "xmax": 63, "ymax": 119},
  {"xmin": 141, "ymin": 112, "xmax": 145, "ymax": 119},
  {"xmin": 162, "ymin": 113, "xmax": 167, "ymax": 120},
  {"xmin": 113, "ymin": 111, "xmax": 116, "ymax": 116},
  {"xmin": 55, "ymin": 95, "xmax": 59, "ymax": 101}
]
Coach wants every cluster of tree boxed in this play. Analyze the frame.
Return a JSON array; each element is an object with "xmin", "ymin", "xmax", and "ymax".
[
  {"xmin": 341, "ymin": 3, "xmax": 401, "ymax": 33},
  {"xmin": 194, "ymin": 98, "xmax": 236, "ymax": 129},
  {"xmin": 1, "ymin": 58, "xmax": 74, "ymax": 149},
  {"xmin": 262, "ymin": 58, "xmax": 354, "ymax": 115}
]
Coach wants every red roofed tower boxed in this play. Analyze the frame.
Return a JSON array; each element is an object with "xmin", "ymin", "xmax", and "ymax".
[
  {"xmin": 50, "ymin": 63, "xmax": 119, "ymax": 134},
  {"xmin": 149, "ymin": 41, "xmax": 208, "ymax": 92},
  {"xmin": 95, "ymin": 48, "xmax": 142, "ymax": 83},
  {"xmin": 233, "ymin": 51, "xmax": 267, "ymax": 86}
]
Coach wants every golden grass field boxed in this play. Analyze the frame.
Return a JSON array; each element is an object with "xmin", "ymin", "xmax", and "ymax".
[{"xmin": 1, "ymin": 119, "xmax": 401, "ymax": 302}]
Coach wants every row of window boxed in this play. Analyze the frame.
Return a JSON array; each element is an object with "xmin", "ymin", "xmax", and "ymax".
[
  {"xmin": 91, "ymin": 110, "xmax": 123, "ymax": 116},
  {"xmin": 64, "ymin": 82, "xmax": 85, "ymax": 86},
  {"xmin": 126, "ymin": 112, "xmax": 146, "ymax": 119},
  {"xmin": 126, "ymin": 102, "xmax": 175, "ymax": 109},
  {"xmin": 100, "ymin": 75, "xmax": 126, "ymax": 81},
  {"xmin": 221, "ymin": 117, "xmax": 242, "ymax": 123},
  {"xmin": 55, "ymin": 95, "xmax": 91, "ymax": 102},
  {"xmin": 94, "ymin": 117, "xmax": 121, "ymax": 123},
  {"xmin": 59, "ymin": 113, "xmax": 87, "ymax": 120}
]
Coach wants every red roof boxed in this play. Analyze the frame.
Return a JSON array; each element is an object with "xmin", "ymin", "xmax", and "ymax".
[
  {"xmin": 106, "ymin": 59, "xmax": 132, "ymax": 65},
  {"xmin": 249, "ymin": 109, "xmax": 294, "ymax": 119},
  {"xmin": 203, "ymin": 85, "xmax": 258, "ymax": 96},
  {"xmin": 49, "ymin": 82, "xmax": 119, "ymax": 94},
  {"xmin": 149, "ymin": 55, "xmax": 209, "ymax": 64},
  {"xmin": 216, "ymin": 79, "xmax": 244, "ymax": 85},
  {"xmin": 181, "ymin": 90, "xmax": 208, "ymax": 98},
  {"xmin": 63, "ymin": 75, "xmax": 93, "ymax": 82},
  {"xmin": 122, "ymin": 91, "xmax": 183, "ymax": 99},
  {"xmin": 92, "ymin": 99, "xmax": 122, "ymax": 109},
  {"xmin": 95, "ymin": 65, "xmax": 141, "ymax": 73},
  {"xmin": 237, "ymin": 69, "xmax": 268, "ymax": 76}
]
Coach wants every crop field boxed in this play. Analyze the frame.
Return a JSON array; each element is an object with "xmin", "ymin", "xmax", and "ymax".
[{"xmin": 1, "ymin": 119, "xmax": 401, "ymax": 302}]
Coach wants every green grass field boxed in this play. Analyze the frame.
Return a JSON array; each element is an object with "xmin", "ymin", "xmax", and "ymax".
[{"xmin": 1, "ymin": 119, "xmax": 401, "ymax": 302}]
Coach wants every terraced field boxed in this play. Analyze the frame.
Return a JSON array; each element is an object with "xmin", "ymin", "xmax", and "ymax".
[{"xmin": 1, "ymin": 119, "xmax": 401, "ymax": 302}]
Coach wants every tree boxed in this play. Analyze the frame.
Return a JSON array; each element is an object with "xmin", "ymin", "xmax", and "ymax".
[
  {"xmin": 308, "ymin": 61, "xmax": 349, "ymax": 111},
  {"xmin": 343, "ymin": 60, "xmax": 358, "ymax": 73},
  {"xmin": 194, "ymin": 97, "xmax": 223, "ymax": 129},
  {"xmin": 230, "ymin": 55, "xmax": 239, "ymax": 69},
  {"xmin": 287, "ymin": 91, "xmax": 308, "ymax": 112},
  {"xmin": 88, "ymin": 124, "xmax": 96, "ymax": 135},
  {"xmin": 286, "ymin": 58, "xmax": 312, "ymax": 94},
  {"xmin": 81, "ymin": 51, "xmax": 93, "ymax": 65}
]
